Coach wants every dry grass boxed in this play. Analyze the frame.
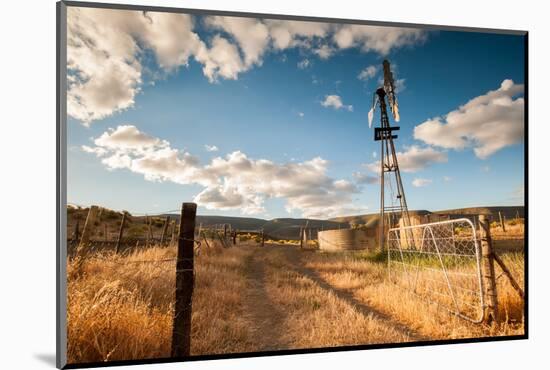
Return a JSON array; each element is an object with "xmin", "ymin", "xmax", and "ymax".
[
  {"xmin": 66, "ymin": 242, "xmax": 525, "ymax": 365},
  {"xmin": 260, "ymin": 248, "xmax": 414, "ymax": 348},
  {"xmin": 304, "ymin": 250, "xmax": 524, "ymax": 340},
  {"xmin": 67, "ymin": 242, "xmax": 255, "ymax": 364}
]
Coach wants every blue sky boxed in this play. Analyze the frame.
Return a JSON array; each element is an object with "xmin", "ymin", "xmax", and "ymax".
[{"xmin": 66, "ymin": 7, "xmax": 525, "ymax": 219}]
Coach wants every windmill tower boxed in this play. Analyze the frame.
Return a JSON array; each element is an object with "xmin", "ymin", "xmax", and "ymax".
[{"xmin": 370, "ymin": 60, "xmax": 413, "ymax": 251}]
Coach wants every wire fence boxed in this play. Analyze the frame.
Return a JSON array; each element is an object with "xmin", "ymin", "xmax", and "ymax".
[
  {"xmin": 67, "ymin": 205, "xmax": 260, "ymax": 259},
  {"xmin": 387, "ymin": 218, "xmax": 484, "ymax": 323}
]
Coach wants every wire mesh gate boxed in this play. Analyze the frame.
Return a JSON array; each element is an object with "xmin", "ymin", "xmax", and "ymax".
[{"xmin": 387, "ymin": 218, "xmax": 484, "ymax": 323}]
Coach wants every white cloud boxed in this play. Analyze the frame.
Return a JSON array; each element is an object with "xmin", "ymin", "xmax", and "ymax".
[
  {"xmin": 67, "ymin": 9, "xmax": 429, "ymax": 125},
  {"xmin": 412, "ymin": 178, "xmax": 432, "ymax": 187},
  {"xmin": 67, "ymin": 8, "xmax": 202, "ymax": 124},
  {"xmin": 195, "ymin": 35, "xmax": 247, "ymax": 83},
  {"xmin": 298, "ymin": 112, "xmax": 305, "ymax": 117},
  {"xmin": 83, "ymin": 125, "xmax": 366, "ymax": 218},
  {"xmin": 314, "ymin": 44, "xmax": 334, "ymax": 59},
  {"xmin": 93, "ymin": 125, "xmax": 168, "ymax": 151},
  {"xmin": 297, "ymin": 59, "xmax": 311, "ymax": 69},
  {"xmin": 321, "ymin": 95, "xmax": 353, "ymax": 111},
  {"xmin": 204, "ymin": 16, "xmax": 270, "ymax": 68},
  {"xmin": 414, "ymin": 79, "xmax": 524, "ymax": 159},
  {"xmin": 443, "ymin": 176, "xmax": 452, "ymax": 182},
  {"xmin": 358, "ymin": 65, "xmax": 378, "ymax": 81},
  {"xmin": 333, "ymin": 25, "xmax": 427, "ymax": 55},
  {"xmin": 205, "ymin": 144, "xmax": 219, "ymax": 152},
  {"xmin": 365, "ymin": 145, "xmax": 447, "ymax": 173},
  {"xmin": 266, "ymin": 19, "xmax": 332, "ymax": 50}
]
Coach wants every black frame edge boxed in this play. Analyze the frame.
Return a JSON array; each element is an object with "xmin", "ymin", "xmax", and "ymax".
[{"xmin": 62, "ymin": 0, "xmax": 527, "ymax": 35}]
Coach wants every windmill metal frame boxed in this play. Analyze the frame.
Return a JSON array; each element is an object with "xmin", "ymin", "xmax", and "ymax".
[{"xmin": 374, "ymin": 60, "xmax": 414, "ymax": 251}]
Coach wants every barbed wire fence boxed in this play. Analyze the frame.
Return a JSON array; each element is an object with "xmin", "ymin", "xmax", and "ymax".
[
  {"xmin": 67, "ymin": 202, "xmax": 219, "ymax": 357},
  {"xmin": 66, "ymin": 204, "xmax": 253, "ymax": 258}
]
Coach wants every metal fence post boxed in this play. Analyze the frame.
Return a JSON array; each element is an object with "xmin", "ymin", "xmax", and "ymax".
[
  {"xmin": 171, "ymin": 203, "xmax": 196, "ymax": 358},
  {"xmin": 479, "ymin": 215, "xmax": 498, "ymax": 323}
]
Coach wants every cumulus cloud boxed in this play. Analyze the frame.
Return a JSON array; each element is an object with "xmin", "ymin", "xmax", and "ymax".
[
  {"xmin": 414, "ymin": 79, "xmax": 524, "ymax": 159},
  {"xmin": 195, "ymin": 35, "xmax": 247, "ymax": 83},
  {"xmin": 68, "ymin": 8, "xmax": 428, "ymax": 124},
  {"xmin": 364, "ymin": 145, "xmax": 447, "ymax": 173},
  {"xmin": 333, "ymin": 25, "xmax": 427, "ymax": 55},
  {"xmin": 358, "ymin": 65, "xmax": 378, "ymax": 81},
  {"xmin": 321, "ymin": 95, "xmax": 353, "ymax": 111},
  {"xmin": 412, "ymin": 178, "xmax": 432, "ymax": 187},
  {"xmin": 205, "ymin": 145, "xmax": 219, "ymax": 152},
  {"xmin": 67, "ymin": 8, "xmax": 202, "ymax": 124},
  {"xmin": 94, "ymin": 125, "xmax": 168, "ymax": 150},
  {"xmin": 204, "ymin": 16, "xmax": 270, "ymax": 68},
  {"xmin": 265, "ymin": 19, "xmax": 332, "ymax": 49},
  {"xmin": 314, "ymin": 44, "xmax": 334, "ymax": 59},
  {"xmin": 82, "ymin": 125, "xmax": 366, "ymax": 218}
]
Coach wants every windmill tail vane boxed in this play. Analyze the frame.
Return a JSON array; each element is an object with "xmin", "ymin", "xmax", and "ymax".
[{"xmin": 382, "ymin": 59, "xmax": 400, "ymax": 122}]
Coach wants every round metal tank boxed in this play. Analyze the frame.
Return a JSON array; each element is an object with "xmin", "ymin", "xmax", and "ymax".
[{"xmin": 318, "ymin": 228, "xmax": 375, "ymax": 251}]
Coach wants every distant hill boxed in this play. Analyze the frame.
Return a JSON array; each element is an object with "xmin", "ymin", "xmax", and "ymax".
[
  {"xmin": 329, "ymin": 206, "xmax": 524, "ymax": 226},
  {"xmin": 261, "ymin": 218, "xmax": 348, "ymax": 240},
  {"xmin": 163, "ymin": 215, "xmax": 347, "ymax": 240},
  {"xmin": 67, "ymin": 205, "xmax": 524, "ymax": 241}
]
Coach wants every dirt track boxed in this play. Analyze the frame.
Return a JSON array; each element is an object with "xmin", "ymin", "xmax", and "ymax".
[{"xmin": 240, "ymin": 244, "xmax": 426, "ymax": 351}]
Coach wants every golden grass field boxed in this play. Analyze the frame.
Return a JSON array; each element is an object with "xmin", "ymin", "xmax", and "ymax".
[{"xmin": 66, "ymin": 229, "xmax": 525, "ymax": 364}]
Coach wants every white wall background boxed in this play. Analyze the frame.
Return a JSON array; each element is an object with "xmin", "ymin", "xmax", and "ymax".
[{"xmin": 0, "ymin": 0, "xmax": 546, "ymax": 368}]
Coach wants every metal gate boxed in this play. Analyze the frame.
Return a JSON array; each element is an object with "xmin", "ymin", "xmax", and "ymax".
[{"xmin": 387, "ymin": 218, "xmax": 484, "ymax": 322}]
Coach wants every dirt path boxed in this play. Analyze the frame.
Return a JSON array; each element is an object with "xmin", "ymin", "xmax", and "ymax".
[
  {"xmin": 241, "ymin": 244, "xmax": 427, "ymax": 349},
  {"xmin": 242, "ymin": 247, "xmax": 290, "ymax": 351},
  {"xmin": 279, "ymin": 246, "xmax": 429, "ymax": 342}
]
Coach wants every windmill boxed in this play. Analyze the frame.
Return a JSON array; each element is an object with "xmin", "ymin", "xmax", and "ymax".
[{"xmin": 368, "ymin": 60, "xmax": 412, "ymax": 251}]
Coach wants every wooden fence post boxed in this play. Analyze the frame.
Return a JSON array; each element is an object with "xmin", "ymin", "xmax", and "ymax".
[
  {"xmin": 115, "ymin": 212, "xmax": 127, "ymax": 254},
  {"xmin": 499, "ymin": 211, "xmax": 506, "ymax": 232},
  {"xmin": 261, "ymin": 229, "xmax": 265, "ymax": 247},
  {"xmin": 171, "ymin": 203, "xmax": 196, "ymax": 358},
  {"xmin": 147, "ymin": 216, "xmax": 153, "ymax": 246},
  {"xmin": 79, "ymin": 205, "xmax": 99, "ymax": 248},
  {"xmin": 232, "ymin": 230, "xmax": 237, "ymax": 245},
  {"xmin": 299, "ymin": 227, "xmax": 303, "ymax": 249},
  {"xmin": 73, "ymin": 220, "xmax": 80, "ymax": 243},
  {"xmin": 161, "ymin": 216, "xmax": 170, "ymax": 245},
  {"xmin": 493, "ymin": 252, "xmax": 524, "ymax": 300},
  {"xmin": 479, "ymin": 215, "xmax": 498, "ymax": 323}
]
